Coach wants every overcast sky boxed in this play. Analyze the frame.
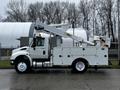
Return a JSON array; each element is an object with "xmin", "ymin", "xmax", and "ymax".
[{"xmin": 0, "ymin": 0, "xmax": 79, "ymax": 18}]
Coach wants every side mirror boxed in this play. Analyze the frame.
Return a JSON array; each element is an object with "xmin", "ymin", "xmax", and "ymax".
[{"xmin": 31, "ymin": 38, "xmax": 36, "ymax": 50}]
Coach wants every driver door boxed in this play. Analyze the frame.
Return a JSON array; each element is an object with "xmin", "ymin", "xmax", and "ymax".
[{"xmin": 29, "ymin": 37, "xmax": 48, "ymax": 59}]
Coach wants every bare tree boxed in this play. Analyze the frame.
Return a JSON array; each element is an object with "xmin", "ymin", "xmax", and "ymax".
[
  {"xmin": 96, "ymin": 0, "xmax": 115, "ymax": 41},
  {"xmin": 106, "ymin": 0, "xmax": 115, "ymax": 41},
  {"xmin": 6, "ymin": 0, "xmax": 28, "ymax": 22},
  {"xmin": 117, "ymin": 0, "xmax": 120, "ymax": 65},
  {"xmin": 4, "ymin": 0, "xmax": 117, "ymax": 42},
  {"xmin": 78, "ymin": 0, "xmax": 92, "ymax": 30},
  {"xmin": 93, "ymin": 1, "xmax": 104, "ymax": 36},
  {"xmin": 53, "ymin": 1, "xmax": 62, "ymax": 24},
  {"xmin": 43, "ymin": 2, "xmax": 55, "ymax": 24},
  {"xmin": 67, "ymin": 3, "xmax": 79, "ymax": 27},
  {"xmin": 43, "ymin": 1, "xmax": 66, "ymax": 24},
  {"xmin": 60, "ymin": 2, "xmax": 69, "ymax": 23},
  {"xmin": 28, "ymin": 2, "xmax": 44, "ymax": 22}
]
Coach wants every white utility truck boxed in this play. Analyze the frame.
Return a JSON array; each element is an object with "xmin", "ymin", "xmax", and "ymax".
[{"xmin": 10, "ymin": 21, "xmax": 110, "ymax": 73}]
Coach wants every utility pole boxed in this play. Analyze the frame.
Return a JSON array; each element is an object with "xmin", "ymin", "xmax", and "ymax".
[
  {"xmin": 72, "ymin": 20, "xmax": 75, "ymax": 47},
  {"xmin": 118, "ymin": 0, "xmax": 120, "ymax": 65}
]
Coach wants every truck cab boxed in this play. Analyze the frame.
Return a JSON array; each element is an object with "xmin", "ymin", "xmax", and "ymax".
[{"xmin": 10, "ymin": 34, "xmax": 50, "ymax": 73}]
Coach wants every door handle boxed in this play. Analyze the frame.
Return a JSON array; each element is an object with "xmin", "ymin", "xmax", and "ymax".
[
  {"xmin": 59, "ymin": 55, "xmax": 62, "ymax": 57},
  {"xmin": 43, "ymin": 51, "xmax": 46, "ymax": 55}
]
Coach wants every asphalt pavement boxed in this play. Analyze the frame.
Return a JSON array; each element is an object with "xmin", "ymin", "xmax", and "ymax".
[{"xmin": 0, "ymin": 69, "xmax": 120, "ymax": 90}]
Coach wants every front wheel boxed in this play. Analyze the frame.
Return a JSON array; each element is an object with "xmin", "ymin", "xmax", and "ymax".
[
  {"xmin": 72, "ymin": 60, "xmax": 88, "ymax": 73},
  {"xmin": 15, "ymin": 61, "xmax": 31, "ymax": 73}
]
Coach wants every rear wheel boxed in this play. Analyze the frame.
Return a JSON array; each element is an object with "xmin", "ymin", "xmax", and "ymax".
[{"xmin": 72, "ymin": 59, "xmax": 88, "ymax": 73}]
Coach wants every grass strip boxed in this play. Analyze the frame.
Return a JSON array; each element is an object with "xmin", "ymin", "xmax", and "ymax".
[{"xmin": 0, "ymin": 60, "xmax": 13, "ymax": 69}]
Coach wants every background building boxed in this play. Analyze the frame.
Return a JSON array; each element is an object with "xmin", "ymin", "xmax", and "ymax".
[
  {"xmin": 0, "ymin": 22, "xmax": 32, "ymax": 60},
  {"xmin": 0, "ymin": 22, "xmax": 32, "ymax": 48}
]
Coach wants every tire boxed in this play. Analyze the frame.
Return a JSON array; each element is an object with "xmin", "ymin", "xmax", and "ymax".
[
  {"xmin": 15, "ymin": 60, "xmax": 31, "ymax": 73},
  {"xmin": 72, "ymin": 59, "xmax": 88, "ymax": 73}
]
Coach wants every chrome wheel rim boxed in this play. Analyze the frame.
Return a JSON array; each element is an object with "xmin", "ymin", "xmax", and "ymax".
[
  {"xmin": 17, "ymin": 62, "xmax": 27, "ymax": 72},
  {"xmin": 75, "ymin": 61, "xmax": 85, "ymax": 71}
]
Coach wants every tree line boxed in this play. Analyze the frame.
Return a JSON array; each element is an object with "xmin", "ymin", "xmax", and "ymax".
[{"xmin": 0, "ymin": 0, "xmax": 120, "ymax": 41}]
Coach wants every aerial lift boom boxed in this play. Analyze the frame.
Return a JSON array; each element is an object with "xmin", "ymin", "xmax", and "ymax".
[{"xmin": 34, "ymin": 20, "xmax": 94, "ymax": 45}]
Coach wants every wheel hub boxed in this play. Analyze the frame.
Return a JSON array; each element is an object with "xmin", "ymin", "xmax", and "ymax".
[
  {"xmin": 76, "ymin": 61, "xmax": 85, "ymax": 71},
  {"xmin": 17, "ymin": 62, "xmax": 27, "ymax": 72}
]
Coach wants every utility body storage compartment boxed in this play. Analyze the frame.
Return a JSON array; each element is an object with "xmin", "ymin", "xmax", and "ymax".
[{"xmin": 52, "ymin": 46, "xmax": 108, "ymax": 66}]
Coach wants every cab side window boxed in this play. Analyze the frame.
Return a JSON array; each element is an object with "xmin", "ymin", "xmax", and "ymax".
[{"xmin": 36, "ymin": 37, "xmax": 45, "ymax": 46}]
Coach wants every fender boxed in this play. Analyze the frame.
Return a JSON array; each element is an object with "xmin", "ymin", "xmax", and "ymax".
[{"xmin": 10, "ymin": 51, "xmax": 33, "ymax": 66}]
